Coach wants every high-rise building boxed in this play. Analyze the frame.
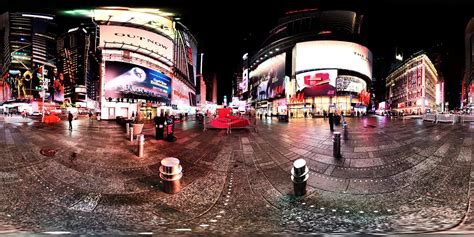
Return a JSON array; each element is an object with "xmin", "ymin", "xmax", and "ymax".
[
  {"xmin": 57, "ymin": 25, "xmax": 100, "ymax": 107},
  {"xmin": 464, "ymin": 18, "xmax": 474, "ymax": 108},
  {"xmin": 0, "ymin": 12, "xmax": 57, "ymax": 101}
]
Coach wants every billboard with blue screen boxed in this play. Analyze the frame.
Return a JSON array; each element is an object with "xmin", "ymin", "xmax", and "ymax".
[{"xmin": 104, "ymin": 61, "xmax": 171, "ymax": 103}]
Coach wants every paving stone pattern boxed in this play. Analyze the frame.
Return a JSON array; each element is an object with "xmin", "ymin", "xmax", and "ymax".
[{"xmin": 0, "ymin": 115, "xmax": 473, "ymax": 234}]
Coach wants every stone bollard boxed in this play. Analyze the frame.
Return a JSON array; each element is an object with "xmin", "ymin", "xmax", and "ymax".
[
  {"xmin": 137, "ymin": 134, "xmax": 145, "ymax": 157},
  {"xmin": 291, "ymin": 159, "xmax": 309, "ymax": 196},
  {"xmin": 126, "ymin": 123, "xmax": 130, "ymax": 136},
  {"xmin": 129, "ymin": 127, "xmax": 134, "ymax": 142},
  {"xmin": 159, "ymin": 157, "xmax": 182, "ymax": 194},
  {"xmin": 333, "ymin": 132, "xmax": 341, "ymax": 158}
]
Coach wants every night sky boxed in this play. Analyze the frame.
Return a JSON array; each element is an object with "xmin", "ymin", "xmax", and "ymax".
[{"xmin": 4, "ymin": 0, "xmax": 474, "ymax": 107}]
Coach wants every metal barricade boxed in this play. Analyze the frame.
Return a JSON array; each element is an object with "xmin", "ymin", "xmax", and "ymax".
[
  {"xmin": 423, "ymin": 114, "xmax": 437, "ymax": 123},
  {"xmin": 436, "ymin": 114, "xmax": 455, "ymax": 124},
  {"xmin": 461, "ymin": 115, "xmax": 474, "ymax": 123}
]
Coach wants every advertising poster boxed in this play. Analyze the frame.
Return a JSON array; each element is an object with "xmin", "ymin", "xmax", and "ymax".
[
  {"xmin": 249, "ymin": 53, "xmax": 286, "ymax": 100},
  {"xmin": 104, "ymin": 61, "xmax": 171, "ymax": 103},
  {"xmin": 53, "ymin": 72, "xmax": 65, "ymax": 102}
]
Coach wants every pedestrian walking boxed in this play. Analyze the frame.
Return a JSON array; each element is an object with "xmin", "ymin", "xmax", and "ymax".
[
  {"xmin": 68, "ymin": 111, "xmax": 73, "ymax": 130},
  {"xmin": 88, "ymin": 111, "xmax": 93, "ymax": 120},
  {"xmin": 329, "ymin": 112, "xmax": 334, "ymax": 131}
]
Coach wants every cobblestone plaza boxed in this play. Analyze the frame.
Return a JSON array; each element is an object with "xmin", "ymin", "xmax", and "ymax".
[{"xmin": 0, "ymin": 115, "xmax": 473, "ymax": 235}]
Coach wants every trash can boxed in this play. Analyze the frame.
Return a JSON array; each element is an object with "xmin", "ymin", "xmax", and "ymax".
[
  {"xmin": 154, "ymin": 116, "xmax": 165, "ymax": 140},
  {"xmin": 165, "ymin": 116, "xmax": 177, "ymax": 142}
]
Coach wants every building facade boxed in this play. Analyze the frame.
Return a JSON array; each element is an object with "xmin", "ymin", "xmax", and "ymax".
[
  {"xmin": 247, "ymin": 10, "xmax": 372, "ymax": 118},
  {"xmin": 0, "ymin": 12, "xmax": 57, "ymax": 102},
  {"xmin": 65, "ymin": 7, "xmax": 198, "ymax": 119},
  {"xmin": 57, "ymin": 25, "xmax": 100, "ymax": 108},
  {"xmin": 386, "ymin": 53, "xmax": 439, "ymax": 114}
]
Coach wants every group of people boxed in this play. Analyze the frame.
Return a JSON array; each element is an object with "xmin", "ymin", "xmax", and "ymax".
[{"xmin": 2, "ymin": 111, "xmax": 16, "ymax": 117}]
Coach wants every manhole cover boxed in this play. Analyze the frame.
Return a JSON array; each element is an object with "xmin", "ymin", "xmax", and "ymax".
[{"xmin": 40, "ymin": 148, "xmax": 57, "ymax": 157}]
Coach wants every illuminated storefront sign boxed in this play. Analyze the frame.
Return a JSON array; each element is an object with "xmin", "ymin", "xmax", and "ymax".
[
  {"xmin": 99, "ymin": 25, "xmax": 174, "ymax": 63},
  {"xmin": 104, "ymin": 61, "xmax": 171, "ymax": 103},
  {"xmin": 294, "ymin": 40, "xmax": 373, "ymax": 79}
]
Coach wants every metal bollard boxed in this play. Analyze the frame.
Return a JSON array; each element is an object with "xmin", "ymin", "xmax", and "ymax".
[
  {"xmin": 291, "ymin": 159, "xmax": 309, "ymax": 196},
  {"xmin": 203, "ymin": 115, "xmax": 206, "ymax": 131},
  {"xmin": 129, "ymin": 127, "xmax": 134, "ymax": 142},
  {"xmin": 138, "ymin": 134, "xmax": 145, "ymax": 157},
  {"xmin": 333, "ymin": 132, "xmax": 341, "ymax": 158},
  {"xmin": 159, "ymin": 157, "xmax": 183, "ymax": 194},
  {"xmin": 126, "ymin": 123, "xmax": 130, "ymax": 136},
  {"xmin": 342, "ymin": 122, "xmax": 348, "ymax": 140}
]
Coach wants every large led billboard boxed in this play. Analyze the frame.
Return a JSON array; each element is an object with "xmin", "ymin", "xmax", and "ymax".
[
  {"xmin": 336, "ymin": 76, "xmax": 367, "ymax": 93},
  {"xmin": 99, "ymin": 25, "xmax": 174, "ymax": 64},
  {"xmin": 104, "ymin": 61, "xmax": 171, "ymax": 103},
  {"xmin": 296, "ymin": 69, "xmax": 337, "ymax": 97},
  {"xmin": 249, "ymin": 53, "xmax": 286, "ymax": 100},
  {"xmin": 294, "ymin": 40, "xmax": 373, "ymax": 79},
  {"xmin": 172, "ymin": 79, "xmax": 196, "ymax": 107},
  {"xmin": 64, "ymin": 8, "xmax": 175, "ymax": 37}
]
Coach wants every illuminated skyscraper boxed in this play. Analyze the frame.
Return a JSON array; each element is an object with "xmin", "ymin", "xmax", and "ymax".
[{"xmin": 0, "ymin": 12, "xmax": 57, "ymax": 100}]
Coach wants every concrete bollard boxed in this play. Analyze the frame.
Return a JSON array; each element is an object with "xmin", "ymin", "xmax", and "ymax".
[
  {"xmin": 159, "ymin": 157, "xmax": 182, "ymax": 194},
  {"xmin": 291, "ymin": 159, "xmax": 309, "ymax": 196},
  {"xmin": 126, "ymin": 123, "xmax": 130, "ymax": 136},
  {"xmin": 129, "ymin": 127, "xmax": 134, "ymax": 142},
  {"xmin": 137, "ymin": 134, "xmax": 145, "ymax": 157},
  {"xmin": 333, "ymin": 132, "xmax": 341, "ymax": 158}
]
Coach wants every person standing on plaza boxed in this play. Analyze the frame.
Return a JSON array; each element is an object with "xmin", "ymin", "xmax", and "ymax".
[
  {"xmin": 328, "ymin": 112, "xmax": 334, "ymax": 131},
  {"xmin": 68, "ymin": 111, "xmax": 73, "ymax": 130}
]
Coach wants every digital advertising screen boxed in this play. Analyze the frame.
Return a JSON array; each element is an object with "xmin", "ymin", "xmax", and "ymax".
[
  {"xmin": 296, "ymin": 69, "xmax": 337, "ymax": 97},
  {"xmin": 249, "ymin": 53, "xmax": 286, "ymax": 100},
  {"xmin": 295, "ymin": 40, "xmax": 373, "ymax": 79},
  {"xmin": 172, "ymin": 78, "xmax": 196, "ymax": 107},
  {"xmin": 104, "ymin": 61, "xmax": 171, "ymax": 103},
  {"xmin": 336, "ymin": 76, "xmax": 367, "ymax": 93}
]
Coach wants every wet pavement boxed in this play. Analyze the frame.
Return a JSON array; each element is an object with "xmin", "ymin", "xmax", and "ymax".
[{"xmin": 0, "ymin": 115, "xmax": 473, "ymax": 235}]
